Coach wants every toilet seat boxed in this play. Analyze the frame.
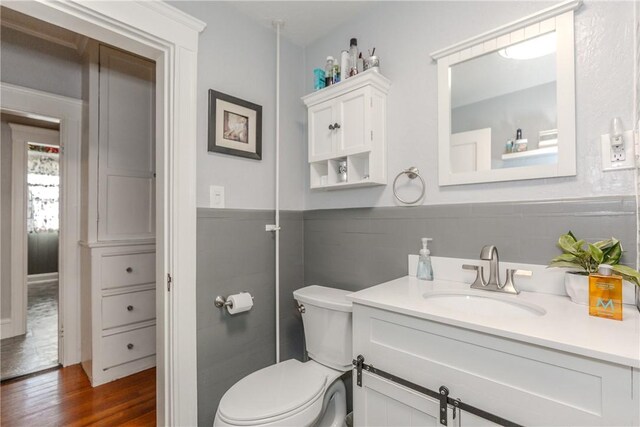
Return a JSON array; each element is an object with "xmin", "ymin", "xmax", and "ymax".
[{"xmin": 217, "ymin": 359, "xmax": 337, "ymax": 426}]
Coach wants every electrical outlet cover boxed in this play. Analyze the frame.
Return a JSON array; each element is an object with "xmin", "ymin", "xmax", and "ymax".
[{"xmin": 601, "ymin": 131, "xmax": 635, "ymax": 171}]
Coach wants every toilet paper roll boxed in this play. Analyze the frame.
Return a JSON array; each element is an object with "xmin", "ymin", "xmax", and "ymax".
[{"xmin": 226, "ymin": 292, "xmax": 253, "ymax": 315}]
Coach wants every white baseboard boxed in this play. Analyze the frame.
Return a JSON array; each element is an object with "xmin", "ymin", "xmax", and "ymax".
[
  {"xmin": 28, "ymin": 272, "xmax": 59, "ymax": 286},
  {"xmin": 1, "ymin": 318, "xmax": 17, "ymax": 339}
]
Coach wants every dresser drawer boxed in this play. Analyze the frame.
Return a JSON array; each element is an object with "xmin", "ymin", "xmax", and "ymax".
[
  {"xmin": 101, "ymin": 325, "xmax": 155, "ymax": 369},
  {"xmin": 102, "ymin": 289, "xmax": 155, "ymax": 329},
  {"xmin": 101, "ymin": 252, "xmax": 155, "ymax": 289}
]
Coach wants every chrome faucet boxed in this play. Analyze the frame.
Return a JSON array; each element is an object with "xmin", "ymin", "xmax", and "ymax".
[
  {"xmin": 480, "ymin": 245, "xmax": 500, "ymax": 288},
  {"xmin": 462, "ymin": 245, "xmax": 532, "ymax": 295}
]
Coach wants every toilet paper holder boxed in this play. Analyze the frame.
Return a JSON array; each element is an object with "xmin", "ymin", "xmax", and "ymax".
[{"xmin": 214, "ymin": 292, "xmax": 254, "ymax": 309}]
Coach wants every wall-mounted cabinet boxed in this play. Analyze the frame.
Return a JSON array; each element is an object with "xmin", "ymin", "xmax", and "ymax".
[{"xmin": 302, "ymin": 71, "xmax": 390, "ymax": 190}]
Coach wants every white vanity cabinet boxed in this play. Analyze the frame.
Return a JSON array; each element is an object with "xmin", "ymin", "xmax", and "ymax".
[
  {"xmin": 352, "ymin": 304, "xmax": 639, "ymax": 426},
  {"xmin": 302, "ymin": 71, "xmax": 390, "ymax": 190},
  {"xmin": 80, "ymin": 43, "xmax": 156, "ymax": 386}
]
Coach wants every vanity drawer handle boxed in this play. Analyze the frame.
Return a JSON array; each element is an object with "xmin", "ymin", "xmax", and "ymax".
[
  {"xmin": 126, "ymin": 267, "xmax": 133, "ymax": 273},
  {"xmin": 127, "ymin": 305, "xmax": 134, "ymax": 311},
  {"xmin": 127, "ymin": 343, "xmax": 134, "ymax": 350}
]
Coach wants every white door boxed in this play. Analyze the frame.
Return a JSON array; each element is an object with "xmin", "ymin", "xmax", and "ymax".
[
  {"xmin": 354, "ymin": 371, "xmax": 459, "ymax": 427},
  {"xmin": 335, "ymin": 88, "xmax": 369, "ymax": 153},
  {"xmin": 98, "ymin": 45, "xmax": 155, "ymax": 241},
  {"xmin": 450, "ymin": 128, "xmax": 492, "ymax": 173},
  {"xmin": 308, "ymin": 102, "xmax": 335, "ymax": 160}
]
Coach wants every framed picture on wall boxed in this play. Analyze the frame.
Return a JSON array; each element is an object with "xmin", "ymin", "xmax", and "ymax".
[{"xmin": 208, "ymin": 90, "xmax": 262, "ymax": 160}]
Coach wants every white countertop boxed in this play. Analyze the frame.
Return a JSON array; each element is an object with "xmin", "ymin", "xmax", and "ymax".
[{"xmin": 347, "ymin": 276, "xmax": 640, "ymax": 368}]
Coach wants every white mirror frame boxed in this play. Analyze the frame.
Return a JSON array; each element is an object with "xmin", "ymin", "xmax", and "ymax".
[{"xmin": 432, "ymin": 0, "xmax": 581, "ymax": 186}]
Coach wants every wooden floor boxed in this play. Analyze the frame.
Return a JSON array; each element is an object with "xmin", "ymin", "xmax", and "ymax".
[{"xmin": 0, "ymin": 365, "xmax": 156, "ymax": 426}]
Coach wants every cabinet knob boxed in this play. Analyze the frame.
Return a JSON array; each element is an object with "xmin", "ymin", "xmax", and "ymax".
[
  {"xmin": 127, "ymin": 343, "xmax": 134, "ymax": 350},
  {"xmin": 333, "ymin": 123, "xmax": 341, "ymax": 129},
  {"xmin": 328, "ymin": 124, "xmax": 335, "ymax": 130},
  {"xmin": 126, "ymin": 267, "xmax": 133, "ymax": 273},
  {"xmin": 127, "ymin": 305, "xmax": 134, "ymax": 311}
]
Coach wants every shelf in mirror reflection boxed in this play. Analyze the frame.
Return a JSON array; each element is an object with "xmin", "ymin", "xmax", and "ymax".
[{"xmin": 501, "ymin": 145, "xmax": 558, "ymax": 161}]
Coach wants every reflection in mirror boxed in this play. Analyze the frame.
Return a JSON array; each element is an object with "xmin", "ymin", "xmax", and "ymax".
[{"xmin": 450, "ymin": 32, "xmax": 558, "ymax": 173}]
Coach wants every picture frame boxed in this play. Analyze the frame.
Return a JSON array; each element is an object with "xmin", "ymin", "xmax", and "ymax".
[{"xmin": 208, "ymin": 90, "xmax": 262, "ymax": 160}]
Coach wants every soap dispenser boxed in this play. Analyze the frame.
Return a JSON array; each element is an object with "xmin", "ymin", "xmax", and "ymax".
[{"xmin": 417, "ymin": 238, "xmax": 434, "ymax": 281}]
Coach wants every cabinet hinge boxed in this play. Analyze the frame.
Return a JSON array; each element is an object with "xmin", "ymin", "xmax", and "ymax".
[
  {"xmin": 371, "ymin": 130, "xmax": 373, "ymax": 141},
  {"xmin": 167, "ymin": 273, "xmax": 172, "ymax": 292}
]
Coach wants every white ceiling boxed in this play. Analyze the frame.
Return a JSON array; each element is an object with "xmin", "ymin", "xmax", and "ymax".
[{"xmin": 229, "ymin": 2, "xmax": 371, "ymax": 47}]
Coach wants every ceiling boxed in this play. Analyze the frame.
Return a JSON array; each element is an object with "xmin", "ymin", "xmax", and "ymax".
[{"xmin": 229, "ymin": 2, "xmax": 371, "ymax": 47}]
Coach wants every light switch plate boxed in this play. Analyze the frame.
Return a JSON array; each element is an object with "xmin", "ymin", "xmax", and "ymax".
[
  {"xmin": 209, "ymin": 185, "xmax": 225, "ymax": 208},
  {"xmin": 601, "ymin": 130, "xmax": 635, "ymax": 171}
]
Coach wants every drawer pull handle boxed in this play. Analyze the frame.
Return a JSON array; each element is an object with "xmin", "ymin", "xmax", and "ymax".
[
  {"xmin": 127, "ymin": 305, "xmax": 134, "ymax": 311},
  {"xmin": 127, "ymin": 343, "xmax": 134, "ymax": 350},
  {"xmin": 126, "ymin": 267, "xmax": 133, "ymax": 273}
]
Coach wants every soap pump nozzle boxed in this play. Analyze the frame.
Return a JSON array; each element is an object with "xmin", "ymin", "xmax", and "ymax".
[{"xmin": 420, "ymin": 238, "xmax": 433, "ymax": 255}]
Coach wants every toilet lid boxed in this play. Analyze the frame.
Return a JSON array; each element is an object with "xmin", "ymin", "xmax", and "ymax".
[{"xmin": 218, "ymin": 359, "xmax": 327, "ymax": 423}]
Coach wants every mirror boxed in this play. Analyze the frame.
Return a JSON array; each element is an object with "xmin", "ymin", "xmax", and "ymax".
[{"xmin": 433, "ymin": 4, "xmax": 578, "ymax": 186}]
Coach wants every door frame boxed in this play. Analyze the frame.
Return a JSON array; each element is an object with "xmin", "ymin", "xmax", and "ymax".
[
  {"xmin": 2, "ymin": 2, "xmax": 205, "ymax": 425},
  {"xmin": 5, "ymin": 123, "xmax": 61, "ymax": 348}
]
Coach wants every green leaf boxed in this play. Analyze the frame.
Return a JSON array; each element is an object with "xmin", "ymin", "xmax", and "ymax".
[
  {"xmin": 587, "ymin": 243, "xmax": 604, "ymax": 264},
  {"xmin": 573, "ymin": 240, "xmax": 586, "ymax": 253},
  {"xmin": 567, "ymin": 231, "xmax": 577, "ymax": 241},
  {"xmin": 558, "ymin": 234, "xmax": 579, "ymax": 255},
  {"xmin": 550, "ymin": 253, "xmax": 579, "ymax": 263},
  {"xmin": 593, "ymin": 238, "xmax": 615, "ymax": 250},
  {"xmin": 548, "ymin": 261, "xmax": 584, "ymax": 270},
  {"xmin": 602, "ymin": 241, "xmax": 622, "ymax": 265},
  {"xmin": 611, "ymin": 265, "xmax": 640, "ymax": 287}
]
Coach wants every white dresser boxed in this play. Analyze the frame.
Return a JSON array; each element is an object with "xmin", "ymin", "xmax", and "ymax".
[{"xmin": 80, "ymin": 43, "xmax": 156, "ymax": 386}]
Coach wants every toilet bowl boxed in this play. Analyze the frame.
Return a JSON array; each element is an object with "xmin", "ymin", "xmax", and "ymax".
[
  {"xmin": 214, "ymin": 286, "xmax": 353, "ymax": 427},
  {"xmin": 214, "ymin": 359, "xmax": 347, "ymax": 427}
]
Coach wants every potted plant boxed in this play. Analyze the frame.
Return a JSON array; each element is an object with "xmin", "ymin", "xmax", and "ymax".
[{"xmin": 549, "ymin": 231, "xmax": 640, "ymax": 305}]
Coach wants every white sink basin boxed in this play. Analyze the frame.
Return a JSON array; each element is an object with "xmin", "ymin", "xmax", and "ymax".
[{"xmin": 422, "ymin": 289, "xmax": 547, "ymax": 317}]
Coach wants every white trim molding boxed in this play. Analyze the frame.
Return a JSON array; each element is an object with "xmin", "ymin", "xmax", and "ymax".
[
  {"xmin": 430, "ymin": 0, "xmax": 582, "ymax": 60},
  {"xmin": 2, "ymin": 85, "xmax": 81, "ymax": 365},
  {"xmin": 28, "ymin": 272, "xmax": 60, "ymax": 286},
  {"xmin": 1, "ymin": 2, "xmax": 206, "ymax": 425}
]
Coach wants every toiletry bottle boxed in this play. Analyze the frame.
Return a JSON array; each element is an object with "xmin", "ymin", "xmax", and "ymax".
[
  {"xmin": 589, "ymin": 264, "xmax": 623, "ymax": 321},
  {"xmin": 349, "ymin": 38, "xmax": 359, "ymax": 77},
  {"xmin": 333, "ymin": 63, "xmax": 341, "ymax": 83},
  {"xmin": 340, "ymin": 50, "xmax": 350, "ymax": 80},
  {"xmin": 416, "ymin": 238, "xmax": 434, "ymax": 281},
  {"xmin": 325, "ymin": 56, "xmax": 335, "ymax": 86}
]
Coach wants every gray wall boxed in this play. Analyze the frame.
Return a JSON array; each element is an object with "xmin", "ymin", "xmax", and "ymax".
[
  {"xmin": 0, "ymin": 26, "xmax": 83, "ymax": 99},
  {"xmin": 169, "ymin": 1, "xmax": 307, "ymax": 211},
  {"xmin": 304, "ymin": 196, "xmax": 637, "ymax": 292},
  {"xmin": 303, "ymin": 1, "xmax": 635, "ymax": 209},
  {"xmin": 452, "ymin": 82, "xmax": 557, "ymax": 167},
  {"xmin": 1, "ymin": 119, "xmax": 12, "ymax": 319},
  {"xmin": 27, "ymin": 232, "xmax": 58, "ymax": 275},
  {"xmin": 196, "ymin": 209, "xmax": 304, "ymax": 426}
]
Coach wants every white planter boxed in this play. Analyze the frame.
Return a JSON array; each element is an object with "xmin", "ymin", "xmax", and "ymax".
[{"xmin": 564, "ymin": 272, "xmax": 638, "ymax": 305}]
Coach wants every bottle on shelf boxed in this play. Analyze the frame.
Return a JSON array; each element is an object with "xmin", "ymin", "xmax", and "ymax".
[
  {"xmin": 349, "ymin": 38, "xmax": 359, "ymax": 77},
  {"xmin": 340, "ymin": 50, "xmax": 349, "ymax": 80},
  {"xmin": 325, "ymin": 56, "xmax": 335, "ymax": 87}
]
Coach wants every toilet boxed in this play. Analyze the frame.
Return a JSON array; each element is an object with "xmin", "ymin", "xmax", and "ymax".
[{"xmin": 214, "ymin": 285, "xmax": 353, "ymax": 427}]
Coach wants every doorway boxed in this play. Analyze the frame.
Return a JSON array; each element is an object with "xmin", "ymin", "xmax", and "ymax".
[
  {"xmin": 1, "ymin": 117, "xmax": 62, "ymax": 380},
  {"xmin": 1, "ymin": 2, "xmax": 204, "ymax": 423}
]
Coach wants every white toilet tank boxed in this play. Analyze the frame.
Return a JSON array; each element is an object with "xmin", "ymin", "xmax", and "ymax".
[{"xmin": 293, "ymin": 285, "xmax": 353, "ymax": 371}]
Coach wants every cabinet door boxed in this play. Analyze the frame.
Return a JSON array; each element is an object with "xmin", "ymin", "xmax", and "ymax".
[
  {"xmin": 308, "ymin": 101, "xmax": 335, "ymax": 160},
  {"xmin": 354, "ymin": 371, "xmax": 459, "ymax": 427},
  {"xmin": 335, "ymin": 88, "xmax": 369, "ymax": 153},
  {"xmin": 98, "ymin": 45, "xmax": 155, "ymax": 241}
]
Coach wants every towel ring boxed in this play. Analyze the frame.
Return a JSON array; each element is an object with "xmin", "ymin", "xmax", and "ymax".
[{"xmin": 393, "ymin": 167, "xmax": 425, "ymax": 205}]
